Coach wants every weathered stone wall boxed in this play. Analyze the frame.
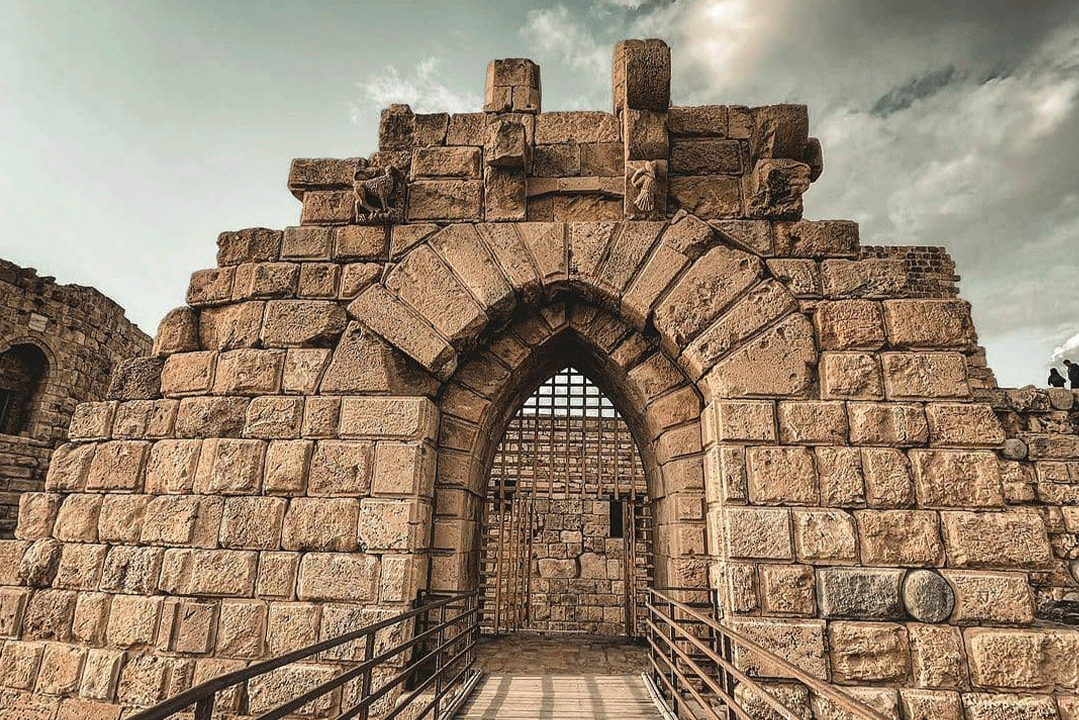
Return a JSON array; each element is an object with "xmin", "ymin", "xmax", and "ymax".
[
  {"xmin": 0, "ymin": 259, "xmax": 151, "ymax": 537},
  {"xmin": 0, "ymin": 38, "xmax": 1075, "ymax": 720}
]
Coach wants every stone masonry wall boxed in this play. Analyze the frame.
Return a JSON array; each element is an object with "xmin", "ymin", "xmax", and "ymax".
[
  {"xmin": 0, "ymin": 259, "xmax": 151, "ymax": 538},
  {"xmin": 0, "ymin": 38, "xmax": 1075, "ymax": 720}
]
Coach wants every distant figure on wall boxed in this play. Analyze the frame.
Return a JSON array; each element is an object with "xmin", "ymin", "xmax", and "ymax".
[
  {"xmin": 1065, "ymin": 359, "xmax": 1079, "ymax": 389},
  {"xmin": 1049, "ymin": 368, "xmax": 1067, "ymax": 388}
]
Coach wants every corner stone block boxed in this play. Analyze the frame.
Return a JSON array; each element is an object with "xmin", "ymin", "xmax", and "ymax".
[
  {"xmin": 153, "ymin": 307, "xmax": 200, "ymax": 356},
  {"xmin": 612, "ymin": 39, "xmax": 671, "ymax": 113},
  {"xmin": 45, "ymin": 443, "xmax": 96, "ymax": 492},
  {"xmin": 725, "ymin": 507, "xmax": 793, "ymax": 560},
  {"xmin": 752, "ymin": 105, "xmax": 809, "ymax": 160},
  {"xmin": 379, "ymin": 103, "xmax": 414, "ymax": 151},
  {"xmin": 339, "ymin": 397, "xmax": 437, "ymax": 440},
  {"xmin": 297, "ymin": 553, "xmax": 379, "ymax": 602},
  {"xmin": 186, "ymin": 267, "xmax": 234, "ymax": 307},
  {"xmin": 941, "ymin": 511, "xmax": 1052, "ymax": 569},
  {"xmin": 346, "ymin": 285, "xmax": 458, "ymax": 381}
]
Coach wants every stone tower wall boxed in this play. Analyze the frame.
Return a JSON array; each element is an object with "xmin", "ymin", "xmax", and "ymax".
[
  {"xmin": 0, "ymin": 260, "xmax": 151, "ymax": 538},
  {"xmin": 0, "ymin": 39, "xmax": 1075, "ymax": 720}
]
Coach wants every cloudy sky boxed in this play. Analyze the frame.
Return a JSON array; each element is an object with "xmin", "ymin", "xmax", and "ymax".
[{"xmin": 1, "ymin": 1, "xmax": 1076, "ymax": 387}]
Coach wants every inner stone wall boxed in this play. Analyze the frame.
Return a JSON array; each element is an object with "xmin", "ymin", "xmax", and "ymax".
[
  {"xmin": 0, "ymin": 259, "xmax": 151, "ymax": 538},
  {"xmin": 0, "ymin": 38, "xmax": 1075, "ymax": 720}
]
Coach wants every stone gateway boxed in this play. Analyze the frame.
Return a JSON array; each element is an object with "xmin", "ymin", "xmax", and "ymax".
[{"xmin": 0, "ymin": 39, "xmax": 1077, "ymax": 720}]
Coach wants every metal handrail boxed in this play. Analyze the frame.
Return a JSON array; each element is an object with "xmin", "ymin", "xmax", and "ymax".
[
  {"xmin": 647, "ymin": 587, "xmax": 889, "ymax": 720},
  {"xmin": 130, "ymin": 590, "xmax": 481, "ymax": 720}
]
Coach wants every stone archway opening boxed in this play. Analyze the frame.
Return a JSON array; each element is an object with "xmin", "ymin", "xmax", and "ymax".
[
  {"xmin": 479, "ymin": 365, "xmax": 654, "ymax": 639},
  {"xmin": 0, "ymin": 342, "xmax": 49, "ymax": 436}
]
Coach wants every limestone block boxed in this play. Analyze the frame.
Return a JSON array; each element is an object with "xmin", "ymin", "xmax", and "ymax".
[
  {"xmin": 645, "ymin": 386, "xmax": 701, "ymax": 438},
  {"xmin": 484, "ymin": 119, "xmax": 529, "ymax": 169},
  {"xmin": 881, "ymin": 352, "xmax": 970, "ymax": 400},
  {"xmin": 518, "ymin": 222, "xmax": 566, "ymax": 287},
  {"xmin": 302, "ymin": 397, "xmax": 341, "ymax": 438},
  {"xmin": 256, "ymin": 553, "xmax": 300, "ymax": 600},
  {"xmin": 533, "ymin": 143, "xmax": 580, "ymax": 176},
  {"xmin": 1027, "ymin": 433, "xmax": 1079, "ymax": 460},
  {"xmin": 212, "ymin": 349, "xmax": 285, "ymax": 396},
  {"xmin": 300, "ymin": 190, "xmax": 353, "ymax": 224},
  {"xmin": 668, "ymin": 105, "xmax": 728, "ymax": 136},
  {"xmin": 16, "ymin": 493, "xmax": 62, "ymax": 541},
  {"xmin": 86, "ymin": 441, "xmax": 150, "ymax": 493},
  {"xmin": 794, "ymin": 509, "xmax": 857, "ymax": 564},
  {"xmin": 0, "ymin": 641, "xmax": 44, "ymax": 690},
  {"xmin": 566, "ymin": 222, "xmax": 617, "ymax": 285},
  {"xmin": 414, "ymin": 112, "xmax": 449, "ymax": 145},
  {"xmin": 726, "ymin": 617, "xmax": 827, "ymax": 679},
  {"xmin": 159, "ymin": 549, "xmax": 257, "ymax": 597},
  {"xmin": 857, "ymin": 510, "xmax": 944, "ymax": 566},
  {"xmin": 53, "ymin": 494, "xmax": 102, "ymax": 542},
  {"xmin": 220, "ymin": 497, "xmax": 286, "ymax": 550},
  {"xmin": 662, "ymin": 212, "xmax": 714, "ymax": 258},
  {"xmin": 942, "ymin": 570, "xmax": 1034, "ymax": 624},
  {"xmin": 346, "ymin": 285, "xmax": 457, "ymax": 380},
  {"xmin": 152, "ymin": 308, "xmax": 198, "ymax": 358},
  {"xmin": 54, "ymin": 544, "xmax": 107, "ymax": 590},
  {"xmin": 175, "ymin": 397, "xmax": 250, "ymax": 438},
  {"xmin": 282, "ymin": 498, "xmax": 359, "ymax": 552},
  {"xmin": 535, "ymin": 112, "xmax": 618, "ymax": 144},
  {"xmin": 848, "ymin": 402, "xmax": 928, "ymax": 446},
  {"xmin": 334, "ymin": 226, "xmax": 385, "ymax": 263},
  {"xmin": 358, "ymin": 498, "xmax": 424, "ymax": 552},
  {"xmin": 339, "ymin": 263, "xmax": 381, "ymax": 299},
  {"xmin": 622, "ymin": 241, "xmax": 690, "ymax": 328},
  {"xmin": 107, "ymin": 356, "xmax": 164, "ymax": 401},
  {"xmin": 902, "ymin": 570, "xmax": 955, "ymax": 623},
  {"xmin": 816, "ymin": 447, "xmax": 865, "ymax": 507},
  {"xmin": 412, "ymin": 146, "xmax": 481, "ymax": 178},
  {"xmin": 99, "ymin": 546, "xmax": 163, "ymax": 595},
  {"xmin": 160, "ymin": 352, "xmax": 216, "ymax": 397},
  {"xmin": 777, "ymin": 401, "xmax": 847, "ymax": 444},
  {"xmin": 144, "ymin": 439, "xmax": 201, "ymax": 494},
  {"xmin": 753, "ymin": 105, "xmax": 809, "ymax": 159},
  {"xmin": 260, "ymin": 300, "xmax": 347, "ymax": 348},
  {"xmin": 282, "ymin": 226, "xmax": 333, "ymax": 261},
  {"xmin": 308, "ymin": 441, "xmax": 373, "ymax": 496},
  {"xmin": 759, "ymin": 564, "xmax": 815, "ymax": 616},
  {"xmin": 861, "ymin": 448, "xmax": 914, "ymax": 507},
  {"xmin": 907, "ymin": 625, "xmax": 967, "ymax": 689},
  {"xmin": 820, "ymin": 352, "xmax": 884, "ymax": 399},
  {"xmin": 613, "ymin": 39, "xmax": 670, "ymax": 112},
  {"xmin": 408, "ymin": 180, "xmax": 483, "ymax": 221},
  {"xmin": 373, "ymin": 442, "xmax": 434, "ymax": 497},
  {"xmin": 627, "ymin": 352, "xmax": 683, "ymax": 404},
  {"xmin": 318, "ymin": 323, "xmax": 437, "ymax": 397},
  {"xmin": 746, "ymin": 446, "xmax": 818, "ymax": 505},
  {"xmin": 595, "ymin": 222, "xmax": 666, "ymax": 297},
  {"xmin": 266, "ymin": 602, "xmax": 319, "ymax": 655},
  {"xmin": 233, "ymin": 263, "xmax": 301, "ymax": 302},
  {"xmin": 829, "ymin": 622, "xmax": 910, "ymax": 683},
  {"xmin": 711, "ymin": 446, "xmax": 747, "ymax": 503},
  {"xmin": 68, "ymin": 402, "xmax": 117, "ymax": 441},
  {"xmin": 821, "ymin": 258, "xmax": 909, "ymax": 298},
  {"xmin": 725, "ymin": 507, "xmax": 792, "ymax": 560},
  {"xmin": 882, "ymin": 300, "xmax": 974, "ymax": 349},
  {"xmin": 966, "ymin": 628, "xmax": 1079, "ymax": 690},
  {"xmin": 217, "ymin": 227, "xmax": 283, "ymax": 265},
  {"xmin": 264, "ymin": 440, "xmax": 313, "ymax": 496},
  {"xmin": 157, "ymin": 597, "xmax": 217, "ymax": 654},
  {"xmin": 941, "ymin": 511, "xmax": 1052, "ymax": 569},
  {"xmin": 668, "ymin": 175, "xmax": 743, "ymax": 218},
  {"xmin": 706, "ymin": 314, "xmax": 816, "ymax": 398},
  {"xmin": 0, "ymin": 541, "xmax": 29, "ymax": 586},
  {"xmin": 19, "ymin": 539, "xmax": 60, "ymax": 587},
  {"xmin": 140, "ymin": 495, "xmax": 222, "ymax": 548},
  {"xmin": 774, "ymin": 220, "xmax": 859, "ymax": 258},
  {"xmin": 743, "ymin": 159, "xmax": 811, "ymax": 220},
  {"xmin": 247, "ymin": 664, "xmax": 339, "ymax": 716},
  {"xmin": 22, "ymin": 590, "xmax": 76, "ymax": 641},
  {"xmin": 910, "ymin": 450, "xmax": 1004, "ymax": 508},
  {"xmin": 767, "ymin": 259, "xmax": 821, "ymax": 296},
  {"xmin": 712, "ymin": 219, "xmax": 774, "ymax": 256},
  {"xmin": 278, "ymin": 350, "xmax": 330, "ymax": 396},
  {"xmin": 961, "ymin": 693, "xmax": 1058, "ymax": 720},
  {"xmin": 0, "ymin": 587, "xmax": 28, "ymax": 638},
  {"xmin": 669, "ymin": 138, "xmax": 741, "ymax": 175},
  {"xmin": 116, "ymin": 654, "xmax": 171, "ymax": 707},
  {"xmin": 683, "ymin": 281, "xmax": 797, "ymax": 379},
  {"xmin": 339, "ymin": 397, "xmax": 437, "ymax": 440},
  {"xmin": 198, "ymin": 302, "xmax": 265, "ymax": 350},
  {"xmin": 817, "ymin": 567, "xmax": 903, "ymax": 619},
  {"xmin": 580, "ymin": 141, "xmax": 623, "ymax": 176},
  {"xmin": 44, "ymin": 443, "xmax": 96, "ymax": 493},
  {"xmin": 624, "ymin": 109, "xmax": 668, "ymax": 160},
  {"xmin": 713, "ymin": 401, "xmax": 776, "ymax": 441},
  {"xmin": 538, "ymin": 558, "xmax": 578, "ymax": 578},
  {"xmin": 112, "ymin": 400, "xmax": 178, "ymax": 440},
  {"xmin": 193, "ymin": 439, "xmax": 265, "ymax": 495},
  {"xmin": 297, "ymin": 553, "xmax": 379, "ymax": 602},
  {"xmin": 242, "ymin": 396, "xmax": 303, "ymax": 439},
  {"xmin": 186, "ymin": 267, "xmax": 234, "ymax": 306},
  {"xmin": 924, "ymin": 403, "xmax": 1005, "ymax": 447},
  {"xmin": 78, "ymin": 648, "xmax": 123, "ymax": 701},
  {"xmin": 814, "ymin": 300, "xmax": 885, "ymax": 350},
  {"xmin": 106, "ymin": 594, "xmax": 161, "ymax": 648},
  {"xmin": 429, "ymin": 224, "xmax": 515, "ymax": 319}
]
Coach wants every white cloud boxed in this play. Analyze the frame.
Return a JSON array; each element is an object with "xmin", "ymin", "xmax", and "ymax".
[
  {"xmin": 520, "ymin": 5, "xmax": 609, "ymax": 79},
  {"xmin": 351, "ymin": 57, "xmax": 480, "ymax": 120},
  {"xmin": 1052, "ymin": 332, "xmax": 1079, "ymax": 362}
]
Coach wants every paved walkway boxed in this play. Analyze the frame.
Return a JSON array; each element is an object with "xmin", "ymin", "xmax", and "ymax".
[
  {"xmin": 473, "ymin": 635, "xmax": 650, "ymax": 675},
  {"xmin": 454, "ymin": 674, "xmax": 664, "ymax": 720}
]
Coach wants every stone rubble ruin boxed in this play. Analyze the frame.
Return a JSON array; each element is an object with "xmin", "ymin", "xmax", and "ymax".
[{"xmin": 0, "ymin": 38, "xmax": 1077, "ymax": 720}]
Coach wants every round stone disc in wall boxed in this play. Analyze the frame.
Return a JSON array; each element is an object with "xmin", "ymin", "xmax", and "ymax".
[{"xmin": 902, "ymin": 570, "xmax": 955, "ymax": 623}]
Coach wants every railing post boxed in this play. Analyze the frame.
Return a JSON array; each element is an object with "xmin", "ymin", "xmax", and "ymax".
[
  {"xmin": 359, "ymin": 627, "xmax": 376, "ymax": 720},
  {"xmin": 666, "ymin": 596, "xmax": 679, "ymax": 717},
  {"xmin": 194, "ymin": 694, "xmax": 215, "ymax": 720},
  {"xmin": 434, "ymin": 599, "xmax": 447, "ymax": 719}
]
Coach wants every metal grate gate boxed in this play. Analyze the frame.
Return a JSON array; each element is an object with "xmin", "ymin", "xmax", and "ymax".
[{"xmin": 480, "ymin": 367, "xmax": 653, "ymax": 637}]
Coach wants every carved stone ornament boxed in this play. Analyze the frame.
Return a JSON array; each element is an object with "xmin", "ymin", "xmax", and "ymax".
[{"xmin": 354, "ymin": 161, "xmax": 405, "ymax": 224}]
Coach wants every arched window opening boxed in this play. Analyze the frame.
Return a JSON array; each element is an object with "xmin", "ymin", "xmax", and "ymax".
[
  {"xmin": 481, "ymin": 366, "xmax": 653, "ymax": 638},
  {"xmin": 0, "ymin": 344, "xmax": 49, "ymax": 436}
]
